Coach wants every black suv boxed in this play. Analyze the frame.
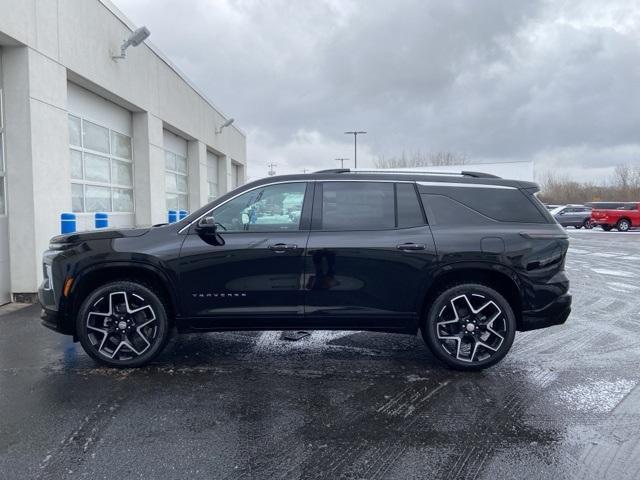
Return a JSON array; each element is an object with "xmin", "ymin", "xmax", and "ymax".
[{"xmin": 39, "ymin": 170, "xmax": 571, "ymax": 370}]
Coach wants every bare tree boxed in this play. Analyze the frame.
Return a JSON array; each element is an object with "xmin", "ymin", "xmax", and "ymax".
[
  {"xmin": 537, "ymin": 163, "xmax": 640, "ymax": 204},
  {"xmin": 374, "ymin": 150, "xmax": 467, "ymax": 168}
]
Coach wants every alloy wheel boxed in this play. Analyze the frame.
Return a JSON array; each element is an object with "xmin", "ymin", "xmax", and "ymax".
[
  {"xmin": 435, "ymin": 293, "xmax": 507, "ymax": 363},
  {"xmin": 85, "ymin": 291, "xmax": 158, "ymax": 361}
]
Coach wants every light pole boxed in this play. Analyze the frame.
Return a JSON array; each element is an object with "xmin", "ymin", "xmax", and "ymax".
[
  {"xmin": 267, "ymin": 162, "xmax": 277, "ymax": 176},
  {"xmin": 344, "ymin": 131, "xmax": 366, "ymax": 168},
  {"xmin": 335, "ymin": 158, "xmax": 349, "ymax": 169}
]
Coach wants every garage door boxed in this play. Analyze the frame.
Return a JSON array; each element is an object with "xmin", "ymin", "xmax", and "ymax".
[{"xmin": 67, "ymin": 82, "xmax": 134, "ymax": 231}]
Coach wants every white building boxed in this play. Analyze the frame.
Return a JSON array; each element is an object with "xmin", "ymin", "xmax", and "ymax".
[{"xmin": 0, "ymin": 0, "xmax": 247, "ymax": 302}]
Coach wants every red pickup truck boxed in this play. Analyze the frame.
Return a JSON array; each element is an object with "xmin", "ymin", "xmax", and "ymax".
[{"xmin": 590, "ymin": 202, "xmax": 640, "ymax": 232}]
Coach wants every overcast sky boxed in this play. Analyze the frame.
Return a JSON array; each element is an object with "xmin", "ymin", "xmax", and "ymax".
[{"xmin": 114, "ymin": 0, "xmax": 640, "ymax": 183}]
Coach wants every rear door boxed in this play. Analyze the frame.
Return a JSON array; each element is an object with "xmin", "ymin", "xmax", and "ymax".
[{"xmin": 304, "ymin": 181, "xmax": 437, "ymax": 331}]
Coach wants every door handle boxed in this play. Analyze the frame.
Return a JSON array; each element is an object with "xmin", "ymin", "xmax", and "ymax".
[
  {"xmin": 397, "ymin": 243, "xmax": 426, "ymax": 251},
  {"xmin": 269, "ymin": 243, "xmax": 298, "ymax": 252}
]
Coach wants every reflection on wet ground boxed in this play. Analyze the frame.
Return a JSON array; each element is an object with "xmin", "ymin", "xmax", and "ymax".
[{"xmin": 1, "ymin": 229, "xmax": 640, "ymax": 479}]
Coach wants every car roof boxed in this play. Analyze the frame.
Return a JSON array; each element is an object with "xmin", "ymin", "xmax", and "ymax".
[{"xmin": 243, "ymin": 169, "xmax": 538, "ymax": 190}]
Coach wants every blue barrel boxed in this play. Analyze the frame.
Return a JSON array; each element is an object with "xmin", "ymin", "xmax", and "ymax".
[
  {"xmin": 167, "ymin": 210, "xmax": 177, "ymax": 223},
  {"xmin": 60, "ymin": 213, "xmax": 76, "ymax": 234},
  {"xmin": 95, "ymin": 212, "xmax": 108, "ymax": 229},
  {"xmin": 179, "ymin": 210, "xmax": 188, "ymax": 220}
]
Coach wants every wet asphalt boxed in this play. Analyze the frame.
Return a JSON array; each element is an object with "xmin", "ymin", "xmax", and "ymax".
[{"xmin": 1, "ymin": 229, "xmax": 640, "ymax": 479}]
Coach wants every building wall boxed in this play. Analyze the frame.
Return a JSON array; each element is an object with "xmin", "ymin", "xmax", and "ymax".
[{"xmin": 0, "ymin": 0, "xmax": 247, "ymax": 295}]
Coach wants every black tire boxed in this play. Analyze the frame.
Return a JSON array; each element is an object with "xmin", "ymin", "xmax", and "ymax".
[
  {"xmin": 76, "ymin": 281, "xmax": 170, "ymax": 368},
  {"xmin": 617, "ymin": 219, "xmax": 631, "ymax": 232},
  {"xmin": 583, "ymin": 219, "xmax": 593, "ymax": 229},
  {"xmin": 573, "ymin": 225, "xmax": 582, "ymax": 229},
  {"xmin": 421, "ymin": 283, "xmax": 516, "ymax": 371},
  {"xmin": 602, "ymin": 225, "xmax": 612, "ymax": 231}
]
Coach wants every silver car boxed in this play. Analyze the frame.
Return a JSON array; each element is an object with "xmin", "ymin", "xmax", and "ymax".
[{"xmin": 551, "ymin": 205, "xmax": 593, "ymax": 229}]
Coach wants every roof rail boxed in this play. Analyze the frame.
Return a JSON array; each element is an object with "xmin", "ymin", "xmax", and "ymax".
[
  {"xmin": 314, "ymin": 168, "xmax": 350, "ymax": 174},
  {"xmin": 460, "ymin": 171, "xmax": 501, "ymax": 179},
  {"xmin": 313, "ymin": 168, "xmax": 501, "ymax": 179}
]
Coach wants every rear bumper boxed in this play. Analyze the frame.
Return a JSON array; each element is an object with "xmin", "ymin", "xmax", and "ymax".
[{"xmin": 519, "ymin": 293, "xmax": 572, "ymax": 332}]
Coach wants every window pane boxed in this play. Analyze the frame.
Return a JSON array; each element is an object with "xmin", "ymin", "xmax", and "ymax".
[
  {"xmin": 321, "ymin": 182, "xmax": 394, "ymax": 231},
  {"xmin": 70, "ymin": 149, "xmax": 83, "ymax": 180},
  {"xmin": 178, "ymin": 194, "xmax": 189, "ymax": 211},
  {"xmin": 85, "ymin": 185, "xmax": 110, "ymax": 212},
  {"xmin": 441, "ymin": 187, "xmax": 545, "ymax": 223},
  {"xmin": 111, "ymin": 131, "xmax": 132, "ymax": 159},
  {"xmin": 68, "ymin": 116, "xmax": 81, "ymax": 147},
  {"xmin": 396, "ymin": 183, "xmax": 425, "ymax": 227},
  {"xmin": 165, "ymin": 151, "xmax": 176, "ymax": 171},
  {"xmin": 166, "ymin": 193, "xmax": 178, "ymax": 211},
  {"xmin": 208, "ymin": 181, "xmax": 218, "ymax": 200},
  {"xmin": 71, "ymin": 183, "xmax": 84, "ymax": 212},
  {"xmin": 165, "ymin": 173, "xmax": 177, "ymax": 192},
  {"xmin": 112, "ymin": 160, "xmax": 132, "ymax": 186},
  {"xmin": 84, "ymin": 153, "xmax": 110, "ymax": 183},
  {"xmin": 176, "ymin": 174, "xmax": 188, "ymax": 193},
  {"xmin": 214, "ymin": 183, "xmax": 307, "ymax": 232},
  {"xmin": 113, "ymin": 188, "xmax": 134, "ymax": 212},
  {"xmin": 420, "ymin": 194, "xmax": 491, "ymax": 226},
  {"xmin": 175, "ymin": 155, "xmax": 187, "ymax": 174},
  {"xmin": 82, "ymin": 120, "xmax": 109, "ymax": 153}
]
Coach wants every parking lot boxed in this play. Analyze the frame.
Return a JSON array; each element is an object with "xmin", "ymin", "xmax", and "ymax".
[{"xmin": 1, "ymin": 229, "xmax": 639, "ymax": 479}]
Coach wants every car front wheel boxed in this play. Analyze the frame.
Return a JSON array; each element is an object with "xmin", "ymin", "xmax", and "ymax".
[
  {"xmin": 422, "ymin": 284, "xmax": 516, "ymax": 371},
  {"xmin": 583, "ymin": 219, "xmax": 593, "ymax": 229},
  {"xmin": 76, "ymin": 281, "xmax": 170, "ymax": 367}
]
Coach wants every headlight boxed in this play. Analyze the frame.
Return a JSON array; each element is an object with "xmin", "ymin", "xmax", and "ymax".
[
  {"xmin": 43, "ymin": 264, "xmax": 53, "ymax": 291},
  {"xmin": 48, "ymin": 242, "xmax": 75, "ymax": 251}
]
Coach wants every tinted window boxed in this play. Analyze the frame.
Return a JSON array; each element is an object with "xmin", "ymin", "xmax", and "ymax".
[
  {"xmin": 320, "ymin": 182, "xmax": 394, "ymax": 230},
  {"xmin": 213, "ymin": 182, "xmax": 307, "ymax": 232},
  {"xmin": 396, "ymin": 183, "xmax": 426, "ymax": 227},
  {"xmin": 444, "ymin": 187, "xmax": 545, "ymax": 223},
  {"xmin": 421, "ymin": 194, "xmax": 493, "ymax": 225}
]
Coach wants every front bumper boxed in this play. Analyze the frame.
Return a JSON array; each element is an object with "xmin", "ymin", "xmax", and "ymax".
[
  {"xmin": 38, "ymin": 285, "xmax": 74, "ymax": 336},
  {"xmin": 520, "ymin": 293, "xmax": 572, "ymax": 332}
]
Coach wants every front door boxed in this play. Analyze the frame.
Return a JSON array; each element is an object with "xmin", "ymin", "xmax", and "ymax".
[
  {"xmin": 179, "ymin": 181, "xmax": 311, "ymax": 329},
  {"xmin": 304, "ymin": 181, "xmax": 437, "ymax": 331}
]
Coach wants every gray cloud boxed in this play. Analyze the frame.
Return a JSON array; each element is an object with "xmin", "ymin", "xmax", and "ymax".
[{"xmin": 114, "ymin": 0, "xmax": 640, "ymax": 180}]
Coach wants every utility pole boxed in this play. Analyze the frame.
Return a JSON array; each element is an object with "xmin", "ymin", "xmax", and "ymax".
[
  {"xmin": 335, "ymin": 158, "xmax": 349, "ymax": 169},
  {"xmin": 344, "ymin": 131, "xmax": 366, "ymax": 168},
  {"xmin": 267, "ymin": 162, "xmax": 277, "ymax": 176},
  {"xmin": 301, "ymin": 169, "xmax": 309, "ymax": 173}
]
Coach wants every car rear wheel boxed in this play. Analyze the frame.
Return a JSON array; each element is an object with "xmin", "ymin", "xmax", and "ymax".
[
  {"xmin": 421, "ymin": 284, "xmax": 516, "ymax": 371},
  {"xmin": 76, "ymin": 281, "xmax": 170, "ymax": 368},
  {"xmin": 617, "ymin": 219, "xmax": 631, "ymax": 232},
  {"xmin": 573, "ymin": 225, "xmax": 582, "ymax": 229}
]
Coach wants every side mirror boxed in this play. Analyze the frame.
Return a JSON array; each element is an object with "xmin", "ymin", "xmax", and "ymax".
[
  {"xmin": 195, "ymin": 215, "xmax": 217, "ymax": 234},
  {"xmin": 195, "ymin": 214, "xmax": 226, "ymax": 246}
]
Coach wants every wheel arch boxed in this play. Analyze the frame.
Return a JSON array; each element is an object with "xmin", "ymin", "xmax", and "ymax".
[
  {"xmin": 617, "ymin": 217, "xmax": 632, "ymax": 227},
  {"xmin": 64, "ymin": 262, "xmax": 178, "ymax": 335},
  {"xmin": 419, "ymin": 264, "xmax": 523, "ymax": 329}
]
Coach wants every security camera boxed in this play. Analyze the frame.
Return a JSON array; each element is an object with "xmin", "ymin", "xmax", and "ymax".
[
  {"xmin": 216, "ymin": 118, "xmax": 235, "ymax": 134},
  {"xmin": 112, "ymin": 26, "xmax": 151, "ymax": 60}
]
